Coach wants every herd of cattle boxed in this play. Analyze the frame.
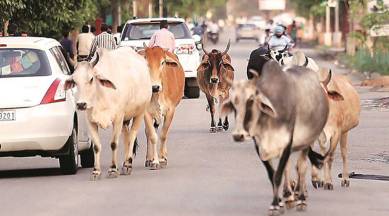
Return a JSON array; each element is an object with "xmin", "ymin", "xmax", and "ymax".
[{"xmin": 64, "ymin": 41, "xmax": 361, "ymax": 215}]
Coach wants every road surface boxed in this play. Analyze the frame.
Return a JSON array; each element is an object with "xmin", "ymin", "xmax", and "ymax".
[{"xmin": 1, "ymin": 28, "xmax": 388, "ymax": 216}]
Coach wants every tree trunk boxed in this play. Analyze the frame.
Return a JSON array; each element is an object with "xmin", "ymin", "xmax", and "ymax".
[{"xmin": 112, "ymin": 0, "xmax": 120, "ymax": 33}]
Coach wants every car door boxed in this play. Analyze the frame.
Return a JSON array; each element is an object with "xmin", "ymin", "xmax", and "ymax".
[{"xmin": 50, "ymin": 46, "xmax": 90, "ymax": 148}]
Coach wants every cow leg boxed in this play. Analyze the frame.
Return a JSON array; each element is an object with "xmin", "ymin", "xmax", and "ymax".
[
  {"xmin": 216, "ymin": 96, "xmax": 226, "ymax": 131},
  {"xmin": 324, "ymin": 132, "xmax": 340, "ymax": 190},
  {"xmin": 269, "ymin": 140, "xmax": 292, "ymax": 215},
  {"xmin": 312, "ymin": 133, "xmax": 326, "ymax": 189},
  {"xmin": 159, "ymin": 109, "xmax": 175, "ymax": 167},
  {"xmin": 144, "ymin": 112, "xmax": 160, "ymax": 169},
  {"xmin": 283, "ymin": 160, "xmax": 295, "ymax": 209},
  {"xmin": 296, "ymin": 150, "xmax": 308, "ymax": 211},
  {"xmin": 87, "ymin": 122, "xmax": 102, "ymax": 181},
  {"xmin": 121, "ymin": 115, "xmax": 143, "ymax": 175},
  {"xmin": 254, "ymin": 139, "xmax": 275, "ymax": 185},
  {"xmin": 223, "ymin": 116, "xmax": 229, "ymax": 131},
  {"xmin": 340, "ymin": 132, "xmax": 350, "ymax": 187},
  {"xmin": 206, "ymin": 94, "xmax": 216, "ymax": 133},
  {"xmin": 107, "ymin": 118, "xmax": 124, "ymax": 178}
]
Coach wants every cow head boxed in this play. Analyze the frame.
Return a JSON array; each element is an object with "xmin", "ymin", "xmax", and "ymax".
[
  {"xmin": 142, "ymin": 44, "xmax": 179, "ymax": 93},
  {"xmin": 198, "ymin": 40, "xmax": 234, "ymax": 84},
  {"xmin": 268, "ymin": 45, "xmax": 291, "ymax": 65},
  {"xmin": 221, "ymin": 70, "xmax": 277, "ymax": 142},
  {"xmin": 64, "ymin": 49, "xmax": 116, "ymax": 110}
]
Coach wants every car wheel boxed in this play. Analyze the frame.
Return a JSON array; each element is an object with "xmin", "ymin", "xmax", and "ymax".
[
  {"xmin": 80, "ymin": 141, "xmax": 94, "ymax": 168},
  {"xmin": 185, "ymin": 86, "xmax": 200, "ymax": 98},
  {"xmin": 59, "ymin": 127, "xmax": 78, "ymax": 175}
]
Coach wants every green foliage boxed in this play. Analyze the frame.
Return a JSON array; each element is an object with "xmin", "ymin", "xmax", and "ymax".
[
  {"xmin": 360, "ymin": 0, "xmax": 389, "ymax": 30},
  {"xmin": 0, "ymin": 0, "xmax": 25, "ymax": 22},
  {"xmin": 289, "ymin": 0, "xmax": 323, "ymax": 18},
  {"xmin": 3, "ymin": 0, "xmax": 98, "ymax": 38},
  {"xmin": 345, "ymin": 48, "xmax": 389, "ymax": 74}
]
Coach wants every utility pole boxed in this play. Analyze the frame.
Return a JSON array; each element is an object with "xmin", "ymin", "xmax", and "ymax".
[
  {"xmin": 149, "ymin": 1, "xmax": 153, "ymax": 18},
  {"xmin": 133, "ymin": 0, "xmax": 138, "ymax": 17},
  {"xmin": 159, "ymin": 0, "xmax": 163, "ymax": 17}
]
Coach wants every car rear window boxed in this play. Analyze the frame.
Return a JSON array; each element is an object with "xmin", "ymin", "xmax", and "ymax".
[
  {"xmin": 0, "ymin": 48, "xmax": 51, "ymax": 78},
  {"xmin": 122, "ymin": 22, "xmax": 191, "ymax": 41}
]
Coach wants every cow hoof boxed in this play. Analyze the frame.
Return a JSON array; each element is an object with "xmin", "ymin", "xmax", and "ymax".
[
  {"xmin": 217, "ymin": 126, "xmax": 223, "ymax": 132},
  {"xmin": 159, "ymin": 158, "xmax": 168, "ymax": 168},
  {"xmin": 107, "ymin": 168, "xmax": 120, "ymax": 178},
  {"xmin": 223, "ymin": 124, "xmax": 229, "ymax": 131},
  {"xmin": 145, "ymin": 160, "xmax": 152, "ymax": 168},
  {"xmin": 90, "ymin": 170, "xmax": 101, "ymax": 181},
  {"xmin": 209, "ymin": 127, "xmax": 216, "ymax": 133},
  {"xmin": 290, "ymin": 181, "xmax": 297, "ymax": 191},
  {"xmin": 149, "ymin": 162, "xmax": 161, "ymax": 170},
  {"xmin": 121, "ymin": 164, "xmax": 133, "ymax": 175},
  {"xmin": 341, "ymin": 179, "xmax": 350, "ymax": 187},
  {"xmin": 278, "ymin": 202, "xmax": 285, "ymax": 214},
  {"xmin": 285, "ymin": 200, "xmax": 295, "ymax": 209},
  {"xmin": 324, "ymin": 183, "xmax": 334, "ymax": 190},
  {"xmin": 296, "ymin": 200, "xmax": 307, "ymax": 211},
  {"xmin": 312, "ymin": 180, "xmax": 324, "ymax": 189},
  {"xmin": 268, "ymin": 205, "xmax": 281, "ymax": 216}
]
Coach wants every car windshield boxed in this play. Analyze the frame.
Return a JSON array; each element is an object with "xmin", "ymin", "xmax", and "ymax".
[
  {"xmin": 0, "ymin": 48, "xmax": 51, "ymax": 78},
  {"xmin": 121, "ymin": 22, "xmax": 191, "ymax": 41}
]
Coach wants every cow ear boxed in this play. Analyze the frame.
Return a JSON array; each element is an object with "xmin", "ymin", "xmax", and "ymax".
[
  {"xmin": 223, "ymin": 63, "xmax": 235, "ymax": 71},
  {"xmin": 222, "ymin": 55, "xmax": 234, "ymax": 71},
  {"xmin": 327, "ymin": 90, "xmax": 344, "ymax": 101},
  {"xmin": 64, "ymin": 78, "xmax": 75, "ymax": 90},
  {"xmin": 256, "ymin": 93, "xmax": 277, "ymax": 118},
  {"xmin": 137, "ymin": 49, "xmax": 146, "ymax": 57},
  {"xmin": 163, "ymin": 55, "xmax": 179, "ymax": 67},
  {"xmin": 221, "ymin": 100, "xmax": 234, "ymax": 116},
  {"xmin": 96, "ymin": 74, "xmax": 117, "ymax": 90}
]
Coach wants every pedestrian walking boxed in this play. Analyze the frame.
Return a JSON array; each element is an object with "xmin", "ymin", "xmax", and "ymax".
[
  {"xmin": 60, "ymin": 30, "xmax": 74, "ymax": 60},
  {"xmin": 87, "ymin": 23, "xmax": 117, "ymax": 60},
  {"xmin": 76, "ymin": 25, "xmax": 95, "ymax": 62},
  {"xmin": 148, "ymin": 20, "xmax": 175, "ymax": 53}
]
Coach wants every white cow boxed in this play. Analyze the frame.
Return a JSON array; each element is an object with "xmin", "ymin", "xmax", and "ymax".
[
  {"xmin": 269, "ymin": 47, "xmax": 320, "ymax": 72},
  {"xmin": 64, "ymin": 47, "xmax": 159, "ymax": 180}
]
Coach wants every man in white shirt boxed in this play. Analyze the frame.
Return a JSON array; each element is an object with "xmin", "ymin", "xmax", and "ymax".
[
  {"xmin": 76, "ymin": 25, "xmax": 95, "ymax": 62},
  {"xmin": 148, "ymin": 20, "xmax": 175, "ymax": 53},
  {"xmin": 267, "ymin": 25, "xmax": 293, "ymax": 51}
]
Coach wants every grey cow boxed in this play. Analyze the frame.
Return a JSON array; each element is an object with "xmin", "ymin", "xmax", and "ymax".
[{"xmin": 222, "ymin": 61, "xmax": 338, "ymax": 215}]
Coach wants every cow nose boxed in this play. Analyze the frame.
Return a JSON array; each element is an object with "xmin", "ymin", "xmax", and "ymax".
[
  {"xmin": 152, "ymin": 85, "xmax": 160, "ymax": 93},
  {"xmin": 76, "ymin": 102, "xmax": 87, "ymax": 110},
  {"xmin": 210, "ymin": 78, "xmax": 219, "ymax": 84},
  {"xmin": 232, "ymin": 133, "xmax": 245, "ymax": 142}
]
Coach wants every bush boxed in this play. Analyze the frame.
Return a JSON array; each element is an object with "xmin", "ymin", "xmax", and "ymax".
[{"xmin": 346, "ymin": 48, "xmax": 389, "ymax": 75}]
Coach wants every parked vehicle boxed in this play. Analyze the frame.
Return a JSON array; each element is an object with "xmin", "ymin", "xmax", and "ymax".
[
  {"xmin": 0, "ymin": 37, "xmax": 93, "ymax": 174},
  {"xmin": 236, "ymin": 23, "xmax": 260, "ymax": 43},
  {"xmin": 120, "ymin": 17, "xmax": 201, "ymax": 98}
]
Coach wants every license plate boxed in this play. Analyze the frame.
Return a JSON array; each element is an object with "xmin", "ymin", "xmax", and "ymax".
[{"xmin": 0, "ymin": 110, "xmax": 16, "ymax": 121}]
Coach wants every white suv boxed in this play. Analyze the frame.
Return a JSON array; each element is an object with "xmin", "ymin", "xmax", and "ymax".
[
  {"xmin": 119, "ymin": 17, "xmax": 201, "ymax": 98},
  {"xmin": 0, "ymin": 37, "xmax": 93, "ymax": 174}
]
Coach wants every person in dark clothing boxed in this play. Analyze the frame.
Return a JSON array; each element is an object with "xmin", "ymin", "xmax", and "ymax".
[
  {"xmin": 91, "ymin": 26, "xmax": 96, "ymax": 36},
  {"xmin": 246, "ymin": 46, "xmax": 270, "ymax": 79},
  {"xmin": 60, "ymin": 31, "xmax": 74, "ymax": 60},
  {"xmin": 7, "ymin": 23, "xmax": 18, "ymax": 36},
  {"xmin": 60, "ymin": 46, "xmax": 75, "ymax": 74}
]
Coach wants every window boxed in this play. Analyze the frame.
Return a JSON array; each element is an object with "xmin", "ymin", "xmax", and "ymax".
[
  {"xmin": 122, "ymin": 22, "xmax": 192, "ymax": 41},
  {"xmin": 0, "ymin": 48, "xmax": 51, "ymax": 78},
  {"xmin": 50, "ymin": 46, "xmax": 70, "ymax": 75}
]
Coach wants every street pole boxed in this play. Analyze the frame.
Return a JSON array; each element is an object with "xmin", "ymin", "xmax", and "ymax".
[
  {"xmin": 333, "ymin": 0, "xmax": 342, "ymax": 47},
  {"xmin": 133, "ymin": 0, "xmax": 137, "ymax": 17},
  {"xmin": 149, "ymin": 1, "xmax": 153, "ymax": 18},
  {"xmin": 159, "ymin": 0, "xmax": 163, "ymax": 17}
]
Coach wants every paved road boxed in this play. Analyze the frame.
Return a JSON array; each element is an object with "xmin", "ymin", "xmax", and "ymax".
[{"xmin": 1, "ymin": 29, "xmax": 389, "ymax": 216}]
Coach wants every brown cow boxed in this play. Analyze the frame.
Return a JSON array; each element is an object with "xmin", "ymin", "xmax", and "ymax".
[
  {"xmin": 197, "ymin": 41, "xmax": 235, "ymax": 132},
  {"xmin": 140, "ymin": 45, "xmax": 185, "ymax": 167},
  {"xmin": 312, "ymin": 69, "xmax": 360, "ymax": 190}
]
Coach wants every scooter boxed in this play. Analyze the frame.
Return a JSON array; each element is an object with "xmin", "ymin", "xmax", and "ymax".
[{"xmin": 207, "ymin": 32, "xmax": 219, "ymax": 44}]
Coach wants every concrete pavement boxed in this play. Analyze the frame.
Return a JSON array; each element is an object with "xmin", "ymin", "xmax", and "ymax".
[{"xmin": 0, "ymin": 29, "xmax": 388, "ymax": 216}]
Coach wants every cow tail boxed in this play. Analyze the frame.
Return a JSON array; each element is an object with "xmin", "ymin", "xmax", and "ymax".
[
  {"xmin": 133, "ymin": 137, "xmax": 139, "ymax": 156},
  {"xmin": 308, "ymin": 146, "xmax": 325, "ymax": 169}
]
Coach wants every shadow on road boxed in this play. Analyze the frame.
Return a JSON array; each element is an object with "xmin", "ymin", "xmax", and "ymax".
[{"xmin": 0, "ymin": 168, "xmax": 63, "ymax": 179}]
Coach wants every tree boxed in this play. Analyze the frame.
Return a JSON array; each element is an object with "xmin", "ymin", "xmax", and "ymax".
[{"xmin": 4, "ymin": 0, "xmax": 98, "ymax": 38}]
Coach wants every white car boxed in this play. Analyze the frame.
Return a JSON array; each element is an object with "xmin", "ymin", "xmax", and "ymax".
[
  {"xmin": 0, "ymin": 37, "xmax": 93, "ymax": 174},
  {"xmin": 119, "ymin": 17, "xmax": 201, "ymax": 98}
]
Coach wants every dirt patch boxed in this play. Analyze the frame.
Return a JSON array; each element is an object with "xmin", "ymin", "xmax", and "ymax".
[
  {"xmin": 361, "ymin": 97, "xmax": 389, "ymax": 111},
  {"xmin": 361, "ymin": 76, "xmax": 389, "ymax": 87}
]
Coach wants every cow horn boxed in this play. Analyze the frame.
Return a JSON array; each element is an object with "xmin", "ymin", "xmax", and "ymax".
[
  {"xmin": 143, "ymin": 42, "xmax": 148, "ymax": 48},
  {"xmin": 322, "ymin": 69, "xmax": 332, "ymax": 86},
  {"xmin": 282, "ymin": 45, "xmax": 288, "ymax": 52},
  {"xmin": 221, "ymin": 39, "xmax": 231, "ymax": 56},
  {"xmin": 267, "ymin": 43, "xmax": 270, "ymax": 51},
  {"xmin": 249, "ymin": 69, "xmax": 260, "ymax": 80},
  {"xmin": 90, "ymin": 52, "xmax": 100, "ymax": 67},
  {"xmin": 202, "ymin": 43, "xmax": 210, "ymax": 56}
]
